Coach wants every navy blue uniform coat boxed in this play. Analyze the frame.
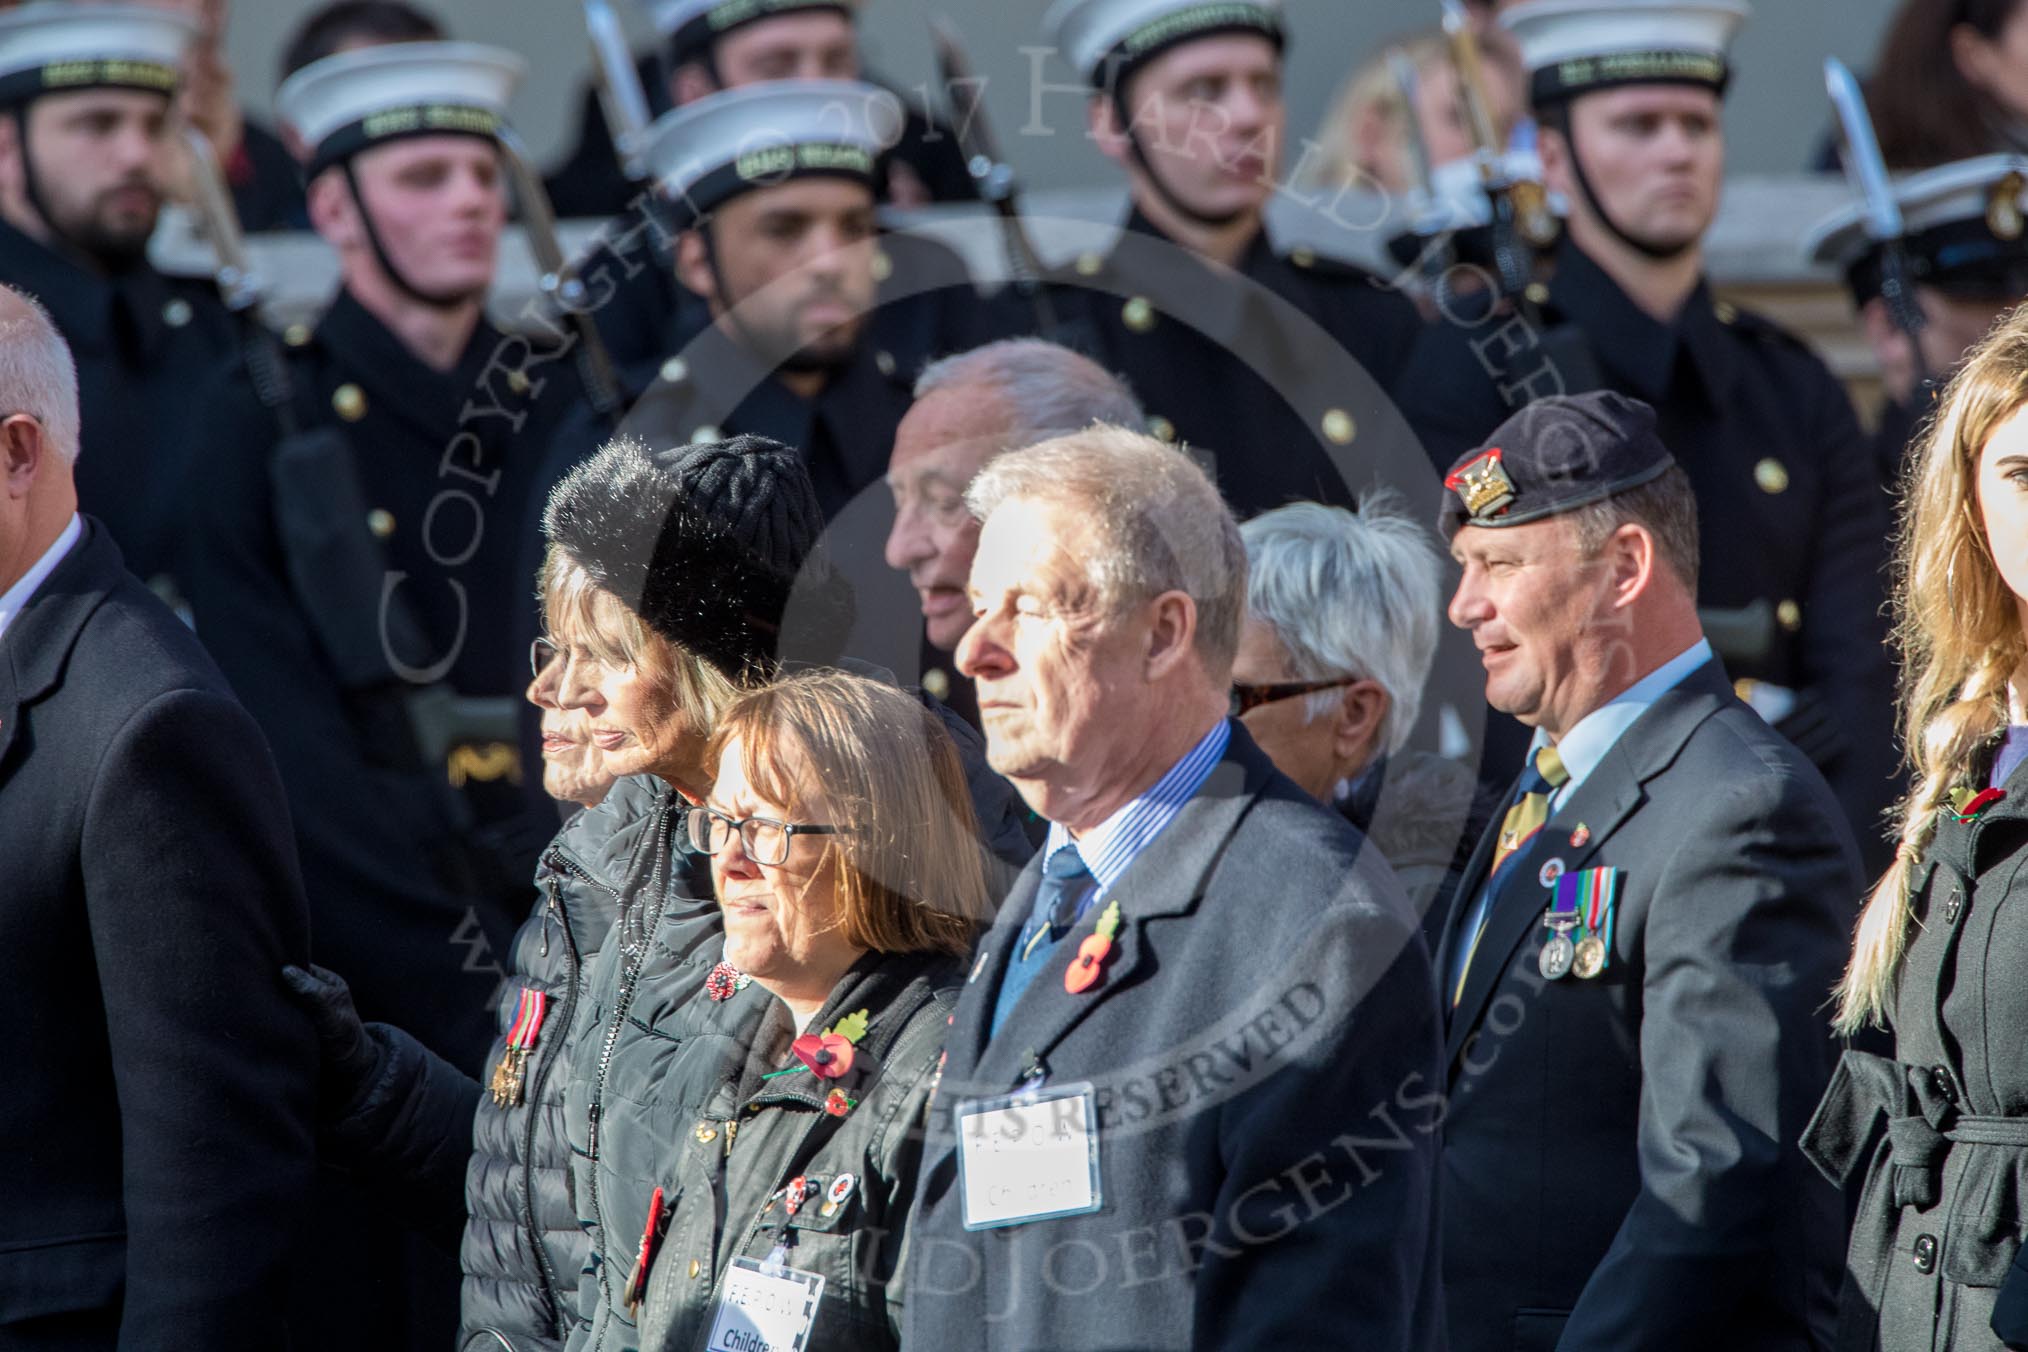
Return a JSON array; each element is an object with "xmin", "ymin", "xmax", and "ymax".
[
  {"xmin": 0, "ymin": 520, "xmax": 316, "ymax": 1348},
  {"xmin": 902, "ymin": 723, "xmax": 1446, "ymax": 1352}
]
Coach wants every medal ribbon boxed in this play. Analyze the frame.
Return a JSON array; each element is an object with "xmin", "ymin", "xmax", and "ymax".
[
  {"xmin": 1548, "ymin": 873, "xmax": 1582, "ymax": 924},
  {"xmin": 1582, "ymin": 870, "xmax": 1619, "ymax": 952},
  {"xmin": 507, "ymin": 988, "xmax": 548, "ymax": 1052}
]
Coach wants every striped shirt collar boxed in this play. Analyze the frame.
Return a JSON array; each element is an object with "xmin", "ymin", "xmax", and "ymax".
[{"xmin": 1040, "ymin": 717, "xmax": 1232, "ymax": 895}]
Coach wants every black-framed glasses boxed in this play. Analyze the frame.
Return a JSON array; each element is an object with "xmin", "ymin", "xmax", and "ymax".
[
  {"xmin": 1229, "ymin": 676, "xmax": 1361, "ymax": 718},
  {"xmin": 684, "ymin": 806, "xmax": 851, "ymax": 867}
]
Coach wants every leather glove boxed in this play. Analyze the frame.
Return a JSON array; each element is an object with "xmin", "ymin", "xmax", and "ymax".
[{"xmin": 282, "ymin": 962, "xmax": 385, "ymax": 1122}]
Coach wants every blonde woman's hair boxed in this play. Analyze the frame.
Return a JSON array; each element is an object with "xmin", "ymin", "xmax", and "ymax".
[
  {"xmin": 1835, "ymin": 302, "xmax": 2028, "ymax": 1032},
  {"xmin": 1301, "ymin": 33, "xmax": 1447, "ymax": 193},
  {"xmin": 538, "ymin": 545, "xmax": 743, "ymax": 745},
  {"xmin": 708, "ymin": 670, "xmax": 992, "ymax": 958}
]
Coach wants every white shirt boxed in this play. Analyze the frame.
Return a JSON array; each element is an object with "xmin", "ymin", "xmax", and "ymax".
[{"xmin": 0, "ymin": 512, "xmax": 81, "ymax": 644}]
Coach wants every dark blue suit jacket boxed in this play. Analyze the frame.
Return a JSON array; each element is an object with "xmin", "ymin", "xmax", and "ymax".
[
  {"xmin": 902, "ymin": 722, "xmax": 1446, "ymax": 1352},
  {"xmin": 0, "ymin": 519, "xmax": 316, "ymax": 1348},
  {"xmin": 1433, "ymin": 660, "xmax": 1860, "ymax": 1352}
]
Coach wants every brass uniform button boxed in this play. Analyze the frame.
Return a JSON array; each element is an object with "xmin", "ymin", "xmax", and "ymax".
[
  {"xmin": 162, "ymin": 298, "xmax": 193, "ymax": 328},
  {"xmin": 1754, "ymin": 458, "xmax": 1789, "ymax": 494},
  {"xmin": 1290, "ymin": 245, "xmax": 1316, "ymax": 269},
  {"xmin": 366, "ymin": 508, "xmax": 396, "ymax": 539},
  {"xmin": 1147, "ymin": 415, "xmax": 1176, "ymax": 442},
  {"xmin": 689, "ymin": 1258, "xmax": 702, "ymax": 1280},
  {"xmin": 332, "ymin": 383, "xmax": 367, "ymax": 421},
  {"xmin": 1074, "ymin": 251, "xmax": 1103, "ymax": 277},
  {"xmin": 922, "ymin": 667, "xmax": 951, "ymax": 701},
  {"xmin": 1776, "ymin": 599, "xmax": 1802, "ymax": 632},
  {"xmin": 659, "ymin": 356, "xmax": 688, "ymax": 386},
  {"xmin": 283, "ymin": 322, "xmax": 312, "ymax": 347},
  {"xmin": 875, "ymin": 349, "xmax": 896, "ymax": 378},
  {"xmin": 1524, "ymin": 282, "xmax": 1551, "ymax": 307},
  {"xmin": 1714, "ymin": 300, "xmax": 1739, "ymax": 325},
  {"xmin": 694, "ymin": 1122, "xmax": 717, "ymax": 1144},
  {"xmin": 1122, "ymin": 297, "xmax": 1156, "ymax": 333},
  {"xmin": 870, "ymin": 248, "xmax": 893, "ymax": 283},
  {"xmin": 1321, "ymin": 409, "xmax": 1355, "ymax": 445},
  {"xmin": 506, "ymin": 369, "xmax": 531, "ymax": 395},
  {"xmin": 690, "ymin": 424, "xmax": 722, "ymax": 443}
]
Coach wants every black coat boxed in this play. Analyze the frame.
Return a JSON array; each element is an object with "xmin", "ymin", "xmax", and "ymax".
[
  {"xmin": 0, "ymin": 218, "xmax": 236, "ymax": 583},
  {"xmin": 1047, "ymin": 209, "xmax": 1429, "ymax": 520},
  {"xmin": 902, "ymin": 723, "xmax": 1446, "ymax": 1352},
  {"xmin": 1433, "ymin": 659, "xmax": 1860, "ymax": 1352},
  {"xmin": 178, "ymin": 289, "xmax": 591, "ymax": 1071},
  {"xmin": 0, "ymin": 519, "xmax": 317, "ymax": 1348},
  {"xmin": 1803, "ymin": 751, "xmax": 2028, "ymax": 1352},
  {"xmin": 1395, "ymin": 240, "xmax": 1899, "ymax": 871}
]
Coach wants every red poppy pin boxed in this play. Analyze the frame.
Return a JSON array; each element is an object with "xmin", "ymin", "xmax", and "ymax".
[
  {"xmin": 1064, "ymin": 900, "xmax": 1124, "ymax": 994},
  {"xmin": 1947, "ymin": 787, "xmax": 2007, "ymax": 821},
  {"xmin": 824, "ymin": 1088, "xmax": 857, "ymax": 1117},
  {"xmin": 705, "ymin": 962, "xmax": 751, "ymax": 1002},
  {"xmin": 791, "ymin": 1008, "xmax": 868, "ymax": 1079}
]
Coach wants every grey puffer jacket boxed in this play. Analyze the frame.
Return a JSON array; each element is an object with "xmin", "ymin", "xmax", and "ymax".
[
  {"xmin": 459, "ymin": 775, "xmax": 674, "ymax": 1352},
  {"xmin": 637, "ymin": 945, "xmax": 961, "ymax": 1352}
]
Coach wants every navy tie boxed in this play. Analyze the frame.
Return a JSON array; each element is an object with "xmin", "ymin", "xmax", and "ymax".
[{"xmin": 989, "ymin": 845, "xmax": 1093, "ymax": 1038}]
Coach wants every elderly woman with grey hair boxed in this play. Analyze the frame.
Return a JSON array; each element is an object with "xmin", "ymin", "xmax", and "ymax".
[
  {"xmin": 283, "ymin": 433, "xmax": 1029, "ymax": 1352},
  {"xmin": 1231, "ymin": 493, "xmax": 1482, "ymax": 919}
]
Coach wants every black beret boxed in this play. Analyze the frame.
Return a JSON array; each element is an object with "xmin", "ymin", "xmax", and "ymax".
[
  {"xmin": 542, "ymin": 433, "xmax": 853, "ymax": 683},
  {"xmin": 1438, "ymin": 391, "xmax": 1676, "ymax": 540}
]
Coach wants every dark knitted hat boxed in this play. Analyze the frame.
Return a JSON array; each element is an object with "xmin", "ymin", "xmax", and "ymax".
[
  {"xmin": 1438, "ymin": 391, "xmax": 1676, "ymax": 540},
  {"xmin": 542, "ymin": 433, "xmax": 852, "ymax": 682}
]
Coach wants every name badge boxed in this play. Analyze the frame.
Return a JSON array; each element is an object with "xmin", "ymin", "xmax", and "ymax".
[
  {"xmin": 955, "ymin": 1082, "xmax": 1103, "ymax": 1230},
  {"xmin": 706, "ymin": 1257, "xmax": 825, "ymax": 1352}
]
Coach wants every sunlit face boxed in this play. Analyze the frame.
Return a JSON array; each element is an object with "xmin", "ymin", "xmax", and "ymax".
[
  {"xmin": 528, "ymin": 636, "xmax": 615, "ymax": 808},
  {"xmin": 1448, "ymin": 517, "xmax": 1624, "ymax": 736},
  {"xmin": 714, "ymin": 11, "xmax": 857, "ymax": 85},
  {"xmin": 1105, "ymin": 33, "xmax": 1284, "ymax": 223},
  {"xmin": 8, "ymin": 89, "xmax": 172, "ymax": 264},
  {"xmin": 1547, "ymin": 85, "xmax": 1723, "ymax": 256},
  {"xmin": 1978, "ymin": 404, "xmax": 2028, "ymax": 615},
  {"xmin": 707, "ymin": 731, "xmax": 866, "ymax": 987},
  {"xmin": 685, "ymin": 177, "xmax": 878, "ymax": 371},
  {"xmin": 549, "ymin": 610, "xmax": 701, "ymax": 784},
  {"xmin": 884, "ymin": 384, "xmax": 1011, "ymax": 651},
  {"xmin": 322, "ymin": 135, "xmax": 506, "ymax": 303},
  {"xmin": 956, "ymin": 497, "xmax": 1154, "ymax": 816}
]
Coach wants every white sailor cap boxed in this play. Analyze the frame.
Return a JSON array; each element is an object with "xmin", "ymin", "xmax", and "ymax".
[
  {"xmin": 1806, "ymin": 153, "xmax": 2028, "ymax": 303},
  {"xmin": 1044, "ymin": 0, "xmax": 1284, "ymax": 89},
  {"xmin": 645, "ymin": 0, "xmax": 855, "ymax": 60},
  {"xmin": 1501, "ymin": 0, "xmax": 1749, "ymax": 108},
  {"xmin": 639, "ymin": 79, "xmax": 900, "ymax": 225},
  {"xmin": 0, "ymin": 2, "xmax": 197, "ymax": 108},
  {"xmin": 277, "ymin": 41, "xmax": 526, "ymax": 180}
]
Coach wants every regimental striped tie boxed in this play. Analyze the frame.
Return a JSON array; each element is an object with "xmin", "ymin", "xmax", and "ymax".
[{"xmin": 1452, "ymin": 745, "xmax": 1570, "ymax": 1007}]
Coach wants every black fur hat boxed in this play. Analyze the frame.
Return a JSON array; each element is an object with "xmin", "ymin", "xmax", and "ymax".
[{"xmin": 542, "ymin": 433, "xmax": 852, "ymax": 682}]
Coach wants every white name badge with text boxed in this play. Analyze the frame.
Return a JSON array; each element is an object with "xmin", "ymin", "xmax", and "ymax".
[
  {"xmin": 956, "ymin": 1082, "xmax": 1103, "ymax": 1230},
  {"xmin": 705, "ymin": 1257, "xmax": 825, "ymax": 1352}
]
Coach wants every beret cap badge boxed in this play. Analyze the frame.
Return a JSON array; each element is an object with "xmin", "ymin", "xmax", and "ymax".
[{"xmin": 1446, "ymin": 448, "xmax": 1518, "ymax": 522}]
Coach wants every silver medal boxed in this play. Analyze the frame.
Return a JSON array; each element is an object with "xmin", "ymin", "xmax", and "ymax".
[{"xmin": 1539, "ymin": 932, "xmax": 1576, "ymax": 980}]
